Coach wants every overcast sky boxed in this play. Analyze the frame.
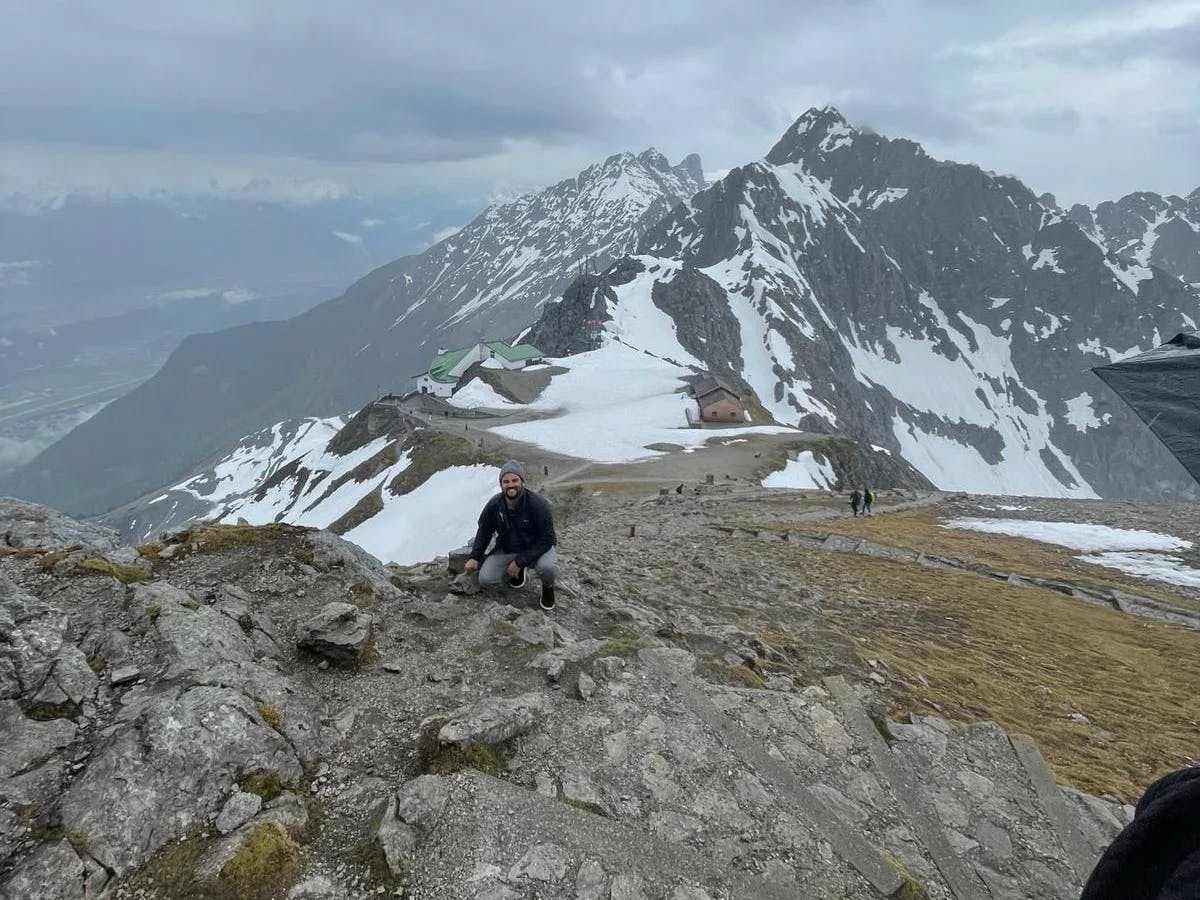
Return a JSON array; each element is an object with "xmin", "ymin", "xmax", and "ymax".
[{"xmin": 0, "ymin": 0, "xmax": 1196, "ymax": 210}]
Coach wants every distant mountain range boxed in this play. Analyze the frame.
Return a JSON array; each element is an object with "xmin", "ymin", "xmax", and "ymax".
[
  {"xmin": 6, "ymin": 151, "xmax": 705, "ymax": 514},
  {"xmin": 1066, "ymin": 188, "xmax": 1200, "ymax": 289},
  {"xmin": 7, "ymin": 110, "xmax": 1199, "ymax": 515}
]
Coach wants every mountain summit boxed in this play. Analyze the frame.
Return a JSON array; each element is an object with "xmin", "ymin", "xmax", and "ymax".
[
  {"xmin": 8, "ymin": 150, "xmax": 704, "ymax": 515},
  {"xmin": 528, "ymin": 107, "xmax": 1199, "ymax": 498}
]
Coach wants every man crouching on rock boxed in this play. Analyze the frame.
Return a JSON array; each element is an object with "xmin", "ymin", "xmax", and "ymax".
[{"xmin": 463, "ymin": 460, "xmax": 558, "ymax": 611}]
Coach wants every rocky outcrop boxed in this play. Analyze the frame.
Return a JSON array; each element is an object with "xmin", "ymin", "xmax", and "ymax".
[
  {"xmin": 0, "ymin": 503, "xmax": 407, "ymax": 896},
  {"xmin": 0, "ymin": 490, "xmax": 1159, "ymax": 899},
  {"xmin": 296, "ymin": 602, "xmax": 374, "ymax": 662},
  {"xmin": 0, "ymin": 497, "xmax": 122, "ymax": 553}
]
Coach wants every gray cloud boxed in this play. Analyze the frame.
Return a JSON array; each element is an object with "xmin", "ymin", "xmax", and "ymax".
[{"xmin": 0, "ymin": 0, "xmax": 1196, "ymax": 207}]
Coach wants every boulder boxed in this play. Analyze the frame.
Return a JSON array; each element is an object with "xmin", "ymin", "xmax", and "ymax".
[
  {"xmin": 295, "ymin": 602, "xmax": 372, "ymax": 662},
  {"xmin": 56, "ymin": 685, "xmax": 301, "ymax": 877},
  {"xmin": 0, "ymin": 497, "xmax": 122, "ymax": 553},
  {"xmin": 437, "ymin": 692, "xmax": 550, "ymax": 747}
]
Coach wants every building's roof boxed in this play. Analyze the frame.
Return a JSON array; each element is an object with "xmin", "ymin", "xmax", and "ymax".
[
  {"xmin": 691, "ymin": 374, "xmax": 738, "ymax": 400},
  {"xmin": 427, "ymin": 346, "xmax": 475, "ymax": 383},
  {"xmin": 697, "ymin": 386, "xmax": 742, "ymax": 407},
  {"xmin": 484, "ymin": 340, "xmax": 544, "ymax": 362}
]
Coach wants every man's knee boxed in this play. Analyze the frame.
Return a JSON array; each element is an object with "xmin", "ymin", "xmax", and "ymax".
[{"xmin": 534, "ymin": 550, "xmax": 558, "ymax": 584}]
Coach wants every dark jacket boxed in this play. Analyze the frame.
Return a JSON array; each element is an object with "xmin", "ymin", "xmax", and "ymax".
[
  {"xmin": 469, "ymin": 489, "xmax": 556, "ymax": 567},
  {"xmin": 1081, "ymin": 766, "xmax": 1200, "ymax": 900}
]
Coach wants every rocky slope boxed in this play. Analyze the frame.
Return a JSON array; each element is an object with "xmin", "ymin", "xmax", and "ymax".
[
  {"xmin": 529, "ymin": 108, "xmax": 1200, "ymax": 499},
  {"xmin": 0, "ymin": 490, "xmax": 1145, "ymax": 899},
  {"xmin": 8, "ymin": 151, "xmax": 704, "ymax": 516},
  {"xmin": 1067, "ymin": 187, "xmax": 1200, "ymax": 291}
]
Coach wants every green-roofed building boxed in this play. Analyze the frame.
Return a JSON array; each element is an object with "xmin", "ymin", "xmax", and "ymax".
[{"xmin": 415, "ymin": 340, "xmax": 546, "ymax": 396}]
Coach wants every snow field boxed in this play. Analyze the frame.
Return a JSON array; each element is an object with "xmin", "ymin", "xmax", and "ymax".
[{"xmin": 944, "ymin": 517, "xmax": 1199, "ymax": 589}]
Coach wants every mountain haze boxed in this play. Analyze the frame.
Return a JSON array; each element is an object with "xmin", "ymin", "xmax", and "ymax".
[{"xmin": 7, "ymin": 150, "xmax": 705, "ymax": 514}]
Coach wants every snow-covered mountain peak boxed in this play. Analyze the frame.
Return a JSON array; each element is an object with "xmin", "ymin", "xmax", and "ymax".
[{"xmin": 766, "ymin": 106, "xmax": 858, "ymax": 165}]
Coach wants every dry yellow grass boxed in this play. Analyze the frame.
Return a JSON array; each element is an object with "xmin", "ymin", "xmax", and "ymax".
[
  {"xmin": 796, "ymin": 550, "xmax": 1200, "ymax": 801},
  {"xmin": 820, "ymin": 507, "xmax": 1200, "ymax": 612}
]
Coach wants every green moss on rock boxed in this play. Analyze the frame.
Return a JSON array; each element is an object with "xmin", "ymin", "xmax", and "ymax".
[
  {"xmin": 238, "ymin": 770, "xmax": 286, "ymax": 803},
  {"xmin": 881, "ymin": 850, "xmax": 931, "ymax": 900},
  {"xmin": 218, "ymin": 821, "xmax": 300, "ymax": 900},
  {"xmin": 255, "ymin": 702, "xmax": 283, "ymax": 730},
  {"xmin": 78, "ymin": 557, "xmax": 151, "ymax": 584}
]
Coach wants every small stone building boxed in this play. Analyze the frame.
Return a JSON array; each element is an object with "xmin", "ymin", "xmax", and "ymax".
[
  {"xmin": 691, "ymin": 375, "xmax": 747, "ymax": 423},
  {"xmin": 415, "ymin": 340, "xmax": 544, "ymax": 397}
]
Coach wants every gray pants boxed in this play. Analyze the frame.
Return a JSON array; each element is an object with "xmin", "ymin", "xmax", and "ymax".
[{"xmin": 479, "ymin": 547, "xmax": 558, "ymax": 587}]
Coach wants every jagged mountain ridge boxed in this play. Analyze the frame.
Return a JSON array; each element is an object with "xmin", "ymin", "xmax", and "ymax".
[
  {"xmin": 8, "ymin": 150, "xmax": 704, "ymax": 515},
  {"xmin": 1067, "ymin": 188, "xmax": 1200, "ymax": 291},
  {"xmin": 530, "ymin": 107, "xmax": 1200, "ymax": 499}
]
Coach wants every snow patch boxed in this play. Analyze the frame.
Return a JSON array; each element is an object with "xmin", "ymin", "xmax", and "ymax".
[{"xmin": 762, "ymin": 451, "xmax": 837, "ymax": 489}]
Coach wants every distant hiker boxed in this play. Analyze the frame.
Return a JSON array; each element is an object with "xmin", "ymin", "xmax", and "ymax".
[
  {"xmin": 1081, "ymin": 764, "xmax": 1200, "ymax": 900},
  {"xmin": 863, "ymin": 488, "xmax": 875, "ymax": 515},
  {"xmin": 463, "ymin": 459, "xmax": 558, "ymax": 610},
  {"xmin": 849, "ymin": 489, "xmax": 862, "ymax": 517}
]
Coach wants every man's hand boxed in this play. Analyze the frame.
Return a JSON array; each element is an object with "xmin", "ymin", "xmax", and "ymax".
[
  {"xmin": 506, "ymin": 560, "xmax": 521, "ymax": 578},
  {"xmin": 463, "ymin": 558, "xmax": 479, "ymax": 572}
]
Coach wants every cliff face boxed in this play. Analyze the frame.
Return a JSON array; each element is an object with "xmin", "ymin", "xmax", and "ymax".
[{"xmin": 530, "ymin": 108, "xmax": 1199, "ymax": 499}]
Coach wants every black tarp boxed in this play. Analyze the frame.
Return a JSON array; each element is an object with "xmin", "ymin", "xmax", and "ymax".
[{"xmin": 1093, "ymin": 332, "xmax": 1200, "ymax": 486}]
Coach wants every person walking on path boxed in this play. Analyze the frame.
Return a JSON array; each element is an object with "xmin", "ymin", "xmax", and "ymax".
[
  {"xmin": 863, "ymin": 488, "xmax": 875, "ymax": 515},
  {"xmin": 463, "ymin": 460, "xmax": 558, "ymax": 610},
  {"xmin": 849, "ymin": 489, "xmax": 862, "ymax": 517}
]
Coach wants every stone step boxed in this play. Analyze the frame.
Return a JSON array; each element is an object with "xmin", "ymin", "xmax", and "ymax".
[
  {"xmin": 886, "ymin": 713, "xmax": 1083, "ymax": 900},
  {"xmin": 405, "ymin": 771, "xmax": 802, "ymax": 899},
  {"xmin": 825, "ymin": 675, "xmax": 989, "ymax": 900},
  {"xmin": 637, "ymin": 650, "xmax": 907, "ymax": 897},
  {"xmin": 702, "ymin": 679, "xmax": 955, "ymax": 899}
]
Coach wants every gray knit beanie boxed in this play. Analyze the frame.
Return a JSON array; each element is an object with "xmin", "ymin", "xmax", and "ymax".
[{"xmin": 499, "ymin": 460, "xmax": 526, "ymax": 484}]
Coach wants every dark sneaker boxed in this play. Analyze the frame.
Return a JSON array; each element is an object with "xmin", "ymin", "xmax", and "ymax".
[
  {"xmin": 540, "ymin": 584, "xmax": 556, "ymax": 611},
  {"xmin": 507, "ymin": 567, "xmax": 526, "ymax": 589}
]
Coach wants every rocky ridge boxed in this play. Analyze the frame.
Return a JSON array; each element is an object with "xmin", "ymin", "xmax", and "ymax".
[
  {"xmin": 1067, "ymin": 187, "xmax": 1200, "ymax": 291},
  {"xmin": 11, "ymin": 150, "xmax": 704, "ymax": 517},
  {"xmin": 530, "ymin": 107, "xmax": 1200, "ymax": 500},
  {"xmin": 0, "ymin": 489, "xmax": 1138, "ymax": 899}
]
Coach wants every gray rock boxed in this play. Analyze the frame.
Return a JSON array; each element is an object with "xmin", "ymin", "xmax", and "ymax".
[
  {"xmin": 0, "ymin": 497, "xmax": 122, "ymax": 552},
  {"xmin": 307, "ymin": 531, "xmax": 401, "ymax": 600},
  {"xmin": 808, "ymin": 705, "xmax": 853, "ymax": 756},
  {"xmin": 976, "ymin": 818, "xmax": 1014, "ymax": 860},
  {"xmin": 395, "ymin": 774, "xmax": 451, "ymax": 827},
  {"xmin": 507, "ymin": 842, "xmax": 571, "ymax": 882},
  {"xmin": 610, "ymin": 871, "xmax": 650, "ymax": 900},
  {"xmin": 592, "ymin": 656, "xmax": 626, "ymax": 681},
  {"xmin": 0, "ymin": 838, "xmax": 86, "ymax": 899},
  {"xmin": 438, "ymin": 692, "xmax": 549, "ymax": 746},
  {"xmin": 513, "ymin": 611, "xmax": 555, "ymax": 648},
  {"xmin": 575, "ymin": 857, "xmax": 609, "ymax": 900},
  {"xmin": 57, "ymin": 685, "xmax": 301, "ymax": 877},
  {"xmin": 288, "ymin": 876, "xmax": 337, "ymax": 898},
  {"xmin": 561, "ymin": 769, "xmax": 609, "ymax": 815},
  {"xmin": 0, "ymin": 575, "xmax": 67, "ymax": 701},
  {"xmin": 372, "ymin": 795, "xmax": 417, "ymax": 876},
  {"xmin": 0, "ymin": 700, "xmax": 76, "ymax": 778},
  {"xmin": 216, "ymin": 790, "xmax": 263, "ymax": 834},
  {"xmin": 147, "ymin": 587, "xmax": 258, "ymax": 678},
  {"xmin": 577, "ymin": 672, "xmax": 596, "ymax": 700},
  {"xmin": 295, "ymin": 602, "xmax": 373, "ymax": 662},
  {"xmin": 109, "ymin": 665, "xmax": 141, "ymax": 686}
]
